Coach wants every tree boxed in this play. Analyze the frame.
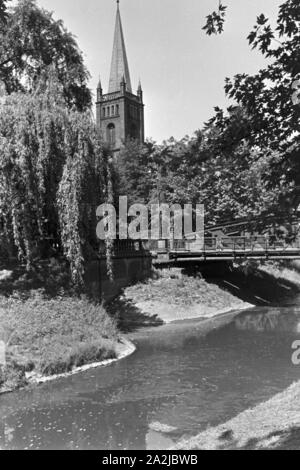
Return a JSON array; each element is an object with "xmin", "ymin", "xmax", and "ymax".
[
  {"xmin": 0, "ymin": 0, "xmax": 91, "ymax": 111},
  {"xmin": 117, "ymin": 139, "xmax": 157, "ymax": 206},
  {"xmin": 223, "ymin": 2, "xmax": 300, "ymax": 145},
  {"xmin": 0, "ymin": 73, "xmax": 106, "ymax": 285},
  {"xmin": 204, "ymin": 0, "xmax": 300, "ymax": 212},
  {"xmin": 116, "ymin": 1, "xmax": 299, "ymax": 231}
]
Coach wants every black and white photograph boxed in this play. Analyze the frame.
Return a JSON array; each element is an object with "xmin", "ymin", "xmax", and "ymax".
[{"xmin": 0, "ymin": 0, "xmax": 300, "ymax": 454}]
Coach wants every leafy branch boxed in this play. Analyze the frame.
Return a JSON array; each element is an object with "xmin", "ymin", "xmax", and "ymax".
[{"xmin": 203, "ymin": 1, "xmax": 227, "ymax": 36}]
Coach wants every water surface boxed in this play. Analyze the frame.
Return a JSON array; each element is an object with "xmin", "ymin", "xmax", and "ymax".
[{"xmin": 1, "ymin": 306, "xmax": 300, "ymax": 450}]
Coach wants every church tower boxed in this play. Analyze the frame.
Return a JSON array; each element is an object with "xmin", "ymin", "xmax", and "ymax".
[{"xmin": 96, "ymin": 1, "xmax": 145, "ymax": 152}]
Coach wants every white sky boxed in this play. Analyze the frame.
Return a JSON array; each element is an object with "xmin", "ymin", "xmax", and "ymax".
[{"xmin": 35, "ymin": 0, "xmax": 282, "ymax": 142}]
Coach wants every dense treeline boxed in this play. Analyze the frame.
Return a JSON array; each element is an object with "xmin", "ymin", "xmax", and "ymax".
[{"xmin": 118, "ymin": 0, "xmax": 300, "ymax": 227}]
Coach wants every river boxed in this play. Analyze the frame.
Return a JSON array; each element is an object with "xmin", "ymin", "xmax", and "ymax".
[{"xmin": 1, "ymin": 304, "xmax": 300, "ymax": 450}]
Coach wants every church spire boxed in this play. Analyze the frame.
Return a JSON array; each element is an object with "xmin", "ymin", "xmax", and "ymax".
[{"xmin": 108, "ymin": 1, "xmax": 132, "ymax": 93}]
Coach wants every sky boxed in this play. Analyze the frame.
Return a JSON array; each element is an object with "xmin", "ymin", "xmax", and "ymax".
[{"xmin": 35, "ymin": 0, "xmax": 283, "ymax": 142}]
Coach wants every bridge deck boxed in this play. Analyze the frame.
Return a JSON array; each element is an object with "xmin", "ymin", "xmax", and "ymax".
[
  {"xmin": 151, "ymin": 236, "xmax": 300, "ymax": 263},
  {"xmin": 95, "ymin": 236, "xmax": 300, "ymax": 264}
]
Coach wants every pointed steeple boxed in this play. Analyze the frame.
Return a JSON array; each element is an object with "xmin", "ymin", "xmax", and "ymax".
[
  {"xmin": 108, "ymin": 1, "xmax": 132, "ymax": 94},
  {"xmin": 137, "ymin": 79, "xmax": 143, "ymax": 101},
  {"xmin": 97, "ymin": 76, "xmax": 103, "ymax": 101}
]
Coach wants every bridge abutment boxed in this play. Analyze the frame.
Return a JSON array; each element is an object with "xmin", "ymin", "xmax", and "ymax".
[{"xmin": 85, "ymin": 255, "xmax": 152, "ymax": 302}]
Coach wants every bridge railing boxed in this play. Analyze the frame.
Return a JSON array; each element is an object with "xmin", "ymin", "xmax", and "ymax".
[
  {"xmin": 98, "ymin": 240, "xmax": 151, "ymax": 258},
  {"xmin": 171, "ymin": 236, "xmax": 300, "ymax": 254},
  {"xmin": 96, "ymin": 236, "xmax": 300, "ymax": 259}
]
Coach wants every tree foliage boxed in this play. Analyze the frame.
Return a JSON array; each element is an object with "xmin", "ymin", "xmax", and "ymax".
[
  {"xmin": 119, "ymin": 131, "xmax": 292, "ymax": 228},
  {"xmin": 0, "ymin": 0, "xmax": 91, "ymax": 111},
  {"xmin": 205, "ymin": 1, "xmax": 300, "ymax": 200},
  {"xmin": 0, "ymin": 74, "xmax": 106, "ymax": 285},
  {"xmin": 203, "ymin": 1, "xmax": 227, "ymax": 36},
  {"xmin": 119, "ymin": 0, "xmax": 300, "ymax": 228}
]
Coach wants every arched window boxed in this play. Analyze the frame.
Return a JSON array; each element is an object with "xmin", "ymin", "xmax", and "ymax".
[
  {"xmin": 107, "ymin": 107, "xmax": 110, "ymax": 117},
  {"xmin": 112, "ymin": 105, "xmax": 115, "ymax": 115},
  {"xmin": 116, "ymin": 104, "xmax": 119, "ymax": 115},
  {"xmin": 107, "ymin": 123, "xmax": 116, "ymax": 145},
  {"xmin": 102, "ymin": 107, "xmax": 106, "ymax": 118}
]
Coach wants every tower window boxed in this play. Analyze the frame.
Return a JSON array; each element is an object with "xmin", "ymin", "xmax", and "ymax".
[
  {"xmin": 116, "ymin": 104, "xmax": 119, "ymax": 115},
  {"xmin": 107, "ymin": 123, "xmax": 116, "ymax": 145},
  {"xmin": 103, "ymin": 108, "xmax": 106, "ymax": 118},
  {"xmin": 130, "ymin": 123, "xmax": 137, "ymax": 139},
  {"xmin": 107, "ymin": 107, "xmax": 110, "ymax": 117},
  {"xmin": 112, "ymin": 105, "xmax": 115, "ymax": 115}
]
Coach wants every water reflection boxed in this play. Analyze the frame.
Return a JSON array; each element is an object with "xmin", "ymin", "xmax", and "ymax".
[
  {"xmin": 0, "ymin": 307, "xmax": 300, "ymax": 450},
  {"xmin": 235, "ymin": 308, "xmax": 300, "ymax": 333}
]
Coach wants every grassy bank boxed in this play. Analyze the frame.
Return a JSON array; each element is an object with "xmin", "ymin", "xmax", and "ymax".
[
  {"xmin": 0, "ymin": 264, "xmax": 120, "ymax": 394},
  {"xmin": 121, "ymin": 269, "xmax": 252, "ymax": 324},
  {"xmin": 259, "ymin": 261, "xmax": 300, "ymax": 287},
  {"xmin": 173, "ymin": 381, "xmax": 300, "ymax": 450}
]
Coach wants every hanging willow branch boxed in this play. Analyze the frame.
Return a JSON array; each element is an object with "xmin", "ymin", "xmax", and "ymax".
[
  {"xmin": 0, "ymin": 73, "xmax": 109, "ymax": 287},
  {"xmin": 104, "ymin": 156, "xmax": 115, "ymax": 281}
]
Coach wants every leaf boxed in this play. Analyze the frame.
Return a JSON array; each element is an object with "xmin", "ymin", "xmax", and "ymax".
[{"xmin": 257, "ymin": 14, "xmax": 268, "ymax": 26}]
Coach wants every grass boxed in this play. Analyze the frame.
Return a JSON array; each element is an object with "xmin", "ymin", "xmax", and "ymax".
[
  {"xmin": 0, "ymin": 262, "xmax": 119, "ymax": 393},
  {"xmin": 124, "ymin": 275, "xmax": 241, "ymax": 309},
  {"xmin": 172, "ymin": 381, "xmax": 300, "ymax": 450},
  {"xmin": 259, "ymin": 260, "xmax": 300, "ymax": 286},
  {"xmin": 121, "ymin": 269, "xmax": 251, "ymax": 324}
]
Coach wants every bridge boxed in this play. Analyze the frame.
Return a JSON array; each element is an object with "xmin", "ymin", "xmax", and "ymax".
[
  {"xmin": 103, "ymin": 236, "xmax": 300, "ymax": 265},
  {"xmin": 146, "ymin": 215, "xmax": 300, "ymax": 264},
  {"xmin": 90, "ymin": 226, "xmax": 300, "ymax": 300},
  {"xmin": 96, "ymin": 214, "xmax": 300, "ymax": 266},
  {"xmin": 152, "ymin": 236, "xmax": 300, "ymax": 264}
]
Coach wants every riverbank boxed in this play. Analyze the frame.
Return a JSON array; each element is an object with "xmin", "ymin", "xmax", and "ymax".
[
  {"xmin": 259, "ymin": 261, "xmax": 300, "ymax": 287},
  {"xmin": 25, "ymin": 337, "xmax": 136, "ymax": 386},
  {"xmin": 1, "ymin": 260, "xmax": 299, "ymax": 397},
  {"xmin": 173, "ymin": 381, "xmax": 300, "ymax": 450},
  {"xmin": 0, "ymin": 291, "xmax": 122, "ymax": 394},
  {"xmin": 0, "ymin": 260, "xmax": 138, "ymax": 394},
  {"xmin": 0, "ymin": 263, "xmax": 253, "ymax": 394},
  {"xmin": 121, "ymin": 270, "xmax": 253, "ymax": 325}
]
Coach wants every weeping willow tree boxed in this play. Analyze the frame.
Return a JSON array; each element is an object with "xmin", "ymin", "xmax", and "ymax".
[{"xmin": 0, "ymin": 72, "xmax": 109, "ymax": 286}]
